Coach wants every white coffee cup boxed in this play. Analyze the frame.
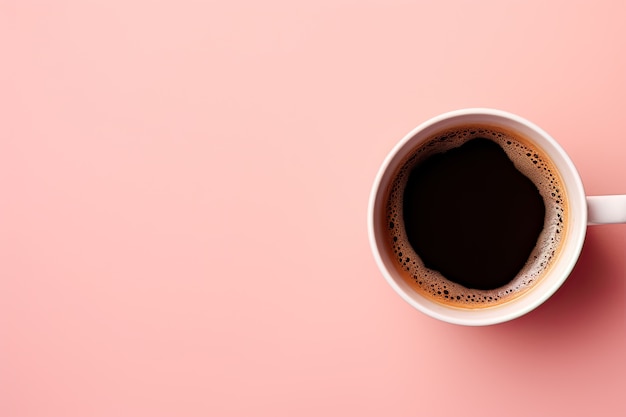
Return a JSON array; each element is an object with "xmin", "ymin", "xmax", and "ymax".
[{"xmin": 368, "ymin": 108, "xmax": 626, "ymax": 326}]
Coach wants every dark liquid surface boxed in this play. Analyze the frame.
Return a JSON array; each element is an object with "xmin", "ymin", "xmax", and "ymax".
[{"xmin": 402, "ymin": 138, "xmax": 545, "ymax": 290}]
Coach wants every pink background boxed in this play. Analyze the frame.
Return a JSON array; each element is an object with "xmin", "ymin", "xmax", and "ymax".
[{"xmin": 2, "ymin": 1, "xmax": 625, "ymax": 416}]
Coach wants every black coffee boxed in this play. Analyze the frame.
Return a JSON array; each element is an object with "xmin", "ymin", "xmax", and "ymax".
[
  {"xmin": 385, "ymin": 125, "xmax": 567, "ymax": 307},
  {"xmin": 403, "ymin": 138, "xmax": 545, "ymax": 290}
]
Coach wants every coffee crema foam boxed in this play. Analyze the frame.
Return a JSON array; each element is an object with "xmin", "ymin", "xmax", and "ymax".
[{"xmin": 385, "ymin": 125, "xmax": 568, "ymax": 308}]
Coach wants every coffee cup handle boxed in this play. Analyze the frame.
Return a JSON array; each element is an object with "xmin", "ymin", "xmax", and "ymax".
[{"xmin": 587, "ymin": 195, "xmax": 626, "ymax": 225}]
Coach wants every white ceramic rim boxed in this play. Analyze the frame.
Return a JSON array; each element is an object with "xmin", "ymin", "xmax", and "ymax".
[{"xmin": 368, "ymin": 108, "xmax": 587, "ymax": 326}]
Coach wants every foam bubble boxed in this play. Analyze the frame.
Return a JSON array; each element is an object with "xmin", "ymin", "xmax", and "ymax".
[{"xmin": 385, "ymin": 125, "xmax": 567, "ymax": 308}]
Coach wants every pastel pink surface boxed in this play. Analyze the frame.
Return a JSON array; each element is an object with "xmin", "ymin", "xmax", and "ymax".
[{"xmin": 1, "ymin": 1, "xmax": 625, "ymax": 416}]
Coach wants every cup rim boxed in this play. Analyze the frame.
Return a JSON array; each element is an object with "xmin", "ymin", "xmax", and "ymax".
[{"xmin": 368, "ymin": 108, "xmax": 588, "ymax": 326}]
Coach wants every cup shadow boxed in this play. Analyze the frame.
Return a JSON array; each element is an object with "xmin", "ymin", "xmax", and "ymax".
[
  {"xmin": 441, "ymin": 227, "xmax": 624, "ymax": 353},
  {"xmin": 488, "ymin": 227, "xmax": 623, "ymax": 341}
]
